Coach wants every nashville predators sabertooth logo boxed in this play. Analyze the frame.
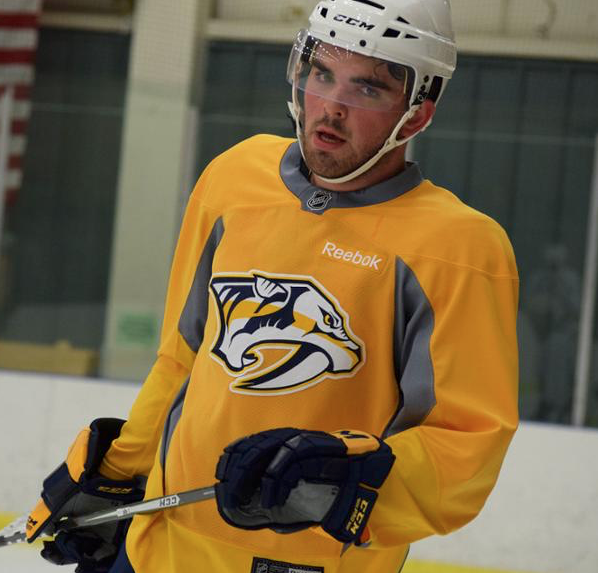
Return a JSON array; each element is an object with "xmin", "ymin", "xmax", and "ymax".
[{"xmin": 209, "ymin": 272, "xmax": 364, "ymax": 395}]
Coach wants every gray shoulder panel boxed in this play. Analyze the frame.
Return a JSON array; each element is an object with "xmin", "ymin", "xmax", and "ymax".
[
  {"xmin": 384, "ymin": 257, "xmax": 436, "ymax": 438},
  {"xmin": 160, "ymin": 378, "xmax": 189, "ymax": 469},
  {"xmin": 178, "ymin": 217, "xmax": 225, "ymax": 353}
]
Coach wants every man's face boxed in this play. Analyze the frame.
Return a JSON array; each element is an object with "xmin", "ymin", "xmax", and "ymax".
[{"xmin": 300, "ymin": 46, "xmax": 408, "ymax": 180}]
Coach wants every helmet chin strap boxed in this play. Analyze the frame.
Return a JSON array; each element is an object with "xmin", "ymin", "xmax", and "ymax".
[{"xmin": 289, "ymin": 93, "xmax": 431, "ymax": 186}]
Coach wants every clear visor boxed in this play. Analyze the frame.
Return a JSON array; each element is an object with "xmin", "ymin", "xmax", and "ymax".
[{"xmin": 287, "ymin": 30, "xmax": 411, "ymax": 112}]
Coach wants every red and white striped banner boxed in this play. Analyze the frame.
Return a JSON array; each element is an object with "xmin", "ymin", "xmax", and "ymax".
[{"xmin": 0, "ymin": 0, "xmax": 42, "ymax": 209}]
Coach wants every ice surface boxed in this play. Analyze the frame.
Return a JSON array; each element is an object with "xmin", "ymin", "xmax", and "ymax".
[{"xmin": 1, "ymin": 544, "xmax": 76, "ymax": 572}]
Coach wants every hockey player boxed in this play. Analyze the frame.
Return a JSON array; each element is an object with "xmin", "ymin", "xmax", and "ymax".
[{"xmin": 26, "ymin": 0, "xmax": 519, "ymax": 571}]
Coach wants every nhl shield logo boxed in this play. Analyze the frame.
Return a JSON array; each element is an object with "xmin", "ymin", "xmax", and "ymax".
[
  {"xmin": 209, "ymin": 271, "xmax": 364, "ymax": 395},
  {"xmin": 307, "ymin": 190, "xmax": 333, "ymax": 211}
]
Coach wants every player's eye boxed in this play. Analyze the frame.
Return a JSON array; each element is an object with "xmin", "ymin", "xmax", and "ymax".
[
  {"xmin": 314, "ymin": 70, "xmax": 333, "ymax": 83},
  {"xmin": 359, "ymin": 84, "xmax": 380, "ymax": 99}
]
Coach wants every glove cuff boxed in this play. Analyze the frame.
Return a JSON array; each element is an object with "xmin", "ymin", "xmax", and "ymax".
[
  {"xmin": 322, "ymin": 485, "xmax": 378, "ymax": 544},
  {"xmin": 27, "ymin": 418, "xmax": 144, "ymax": 543}
]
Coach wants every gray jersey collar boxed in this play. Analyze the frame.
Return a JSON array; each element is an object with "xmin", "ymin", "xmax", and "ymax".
[{"xmin": 279, "ymin": 141, "xmax": 424, "ymax": 214}]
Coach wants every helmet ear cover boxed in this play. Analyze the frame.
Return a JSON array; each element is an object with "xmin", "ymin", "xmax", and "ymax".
[{"xmin": 426, "ymin": 76, "xmax": 444, "ymax": 104}]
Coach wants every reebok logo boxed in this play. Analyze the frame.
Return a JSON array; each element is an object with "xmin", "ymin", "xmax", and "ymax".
[{"xmin": 322, "ymin": 241, "xmax": 384, "ymax": 271}]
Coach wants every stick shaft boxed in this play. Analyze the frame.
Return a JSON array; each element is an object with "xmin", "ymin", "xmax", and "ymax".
[
  {"xmin": 0, "ymin": 485, "xmax": 216, "ymax": 548},
  {"xmin": 64, "ymin": 485, "xmax": 215, "ymax": 530}
]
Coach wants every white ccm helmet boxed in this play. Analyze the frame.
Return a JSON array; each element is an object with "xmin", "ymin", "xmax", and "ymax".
[{"xmin": 287, "ymin": 0, "xmax": 457, "ymax": 184}]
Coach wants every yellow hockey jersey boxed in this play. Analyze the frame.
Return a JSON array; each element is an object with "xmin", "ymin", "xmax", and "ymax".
[{"xmin": 100, "ymin": 135, "xmax": 519, "ymax": 573}]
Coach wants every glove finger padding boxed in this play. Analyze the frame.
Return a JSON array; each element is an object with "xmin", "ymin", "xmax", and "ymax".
[
  {"xmin": 26, "ymin": 418, "xmax": 145, "ymax": 570},
  {"xmin": 215, "ymin": 428, "xmax": 395, "ymax": 544},
  {"xmin": 215, "ymin": 428, "xmax": 303, "ymax": 529}
]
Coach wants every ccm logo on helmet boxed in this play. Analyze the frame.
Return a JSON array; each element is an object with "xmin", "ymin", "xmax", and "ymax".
[{"xmin": 333, "ymin": 14, "xmax": 376, "ymax": 30}]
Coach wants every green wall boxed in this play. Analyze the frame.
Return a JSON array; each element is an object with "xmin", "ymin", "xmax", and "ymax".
[{"xmin": 4, "ymin": 33, "xmax": 598, "ymax": 424}]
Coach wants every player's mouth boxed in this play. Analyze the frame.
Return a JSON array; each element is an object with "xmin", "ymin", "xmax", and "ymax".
[{"xmin": 313, "ymin": 128, "xmax": 347, "ymax": 150}]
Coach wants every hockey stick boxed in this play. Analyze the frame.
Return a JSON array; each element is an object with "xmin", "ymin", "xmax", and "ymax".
[
  {"xmin": 0, "ymin": 484, "xmax": 215, "ymax": 548},
  {"xmin": 1, "ymin": 480, "xmax": 337, "ymax": 549}
]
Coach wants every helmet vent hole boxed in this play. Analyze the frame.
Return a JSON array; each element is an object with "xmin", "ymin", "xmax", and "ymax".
[
  {"xmin": 360, "ymin": 40, "xmax": 367, "ymax": 47},
  {"xmin": 383, "ymin": 28, "xmax": 400, "ymax": 38},
  {"xmin": 320, "ymin": 7, "xmax": 328, "ymax": 17},
  {"xmin": 350, "ymin": 0, "xmax": 386, "ymax": 10},
  {"xmin": 396, "ymin": 16, "xmax": 410, "ymax": 24},
  {"xmin": 330, "ymin": 30, "xmax": 336, "ymax": 37},
  {"xmin": 405, "ymin": 34, "xmax": 418, "ymax": 39}
]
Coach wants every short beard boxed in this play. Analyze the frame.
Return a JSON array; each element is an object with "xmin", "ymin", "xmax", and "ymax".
[
  {"xmin": 303, "ymin": 147, "xmax": 352, "ymax": 178},
  {"xmin": 301, "ymin": 116, "xmax": 389, "ymax": 179}
]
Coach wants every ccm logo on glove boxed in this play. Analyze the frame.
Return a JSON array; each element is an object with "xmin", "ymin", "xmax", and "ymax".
[{"xmin": 347, "ymin": 497, "xmax": 370, "ymax": 536}]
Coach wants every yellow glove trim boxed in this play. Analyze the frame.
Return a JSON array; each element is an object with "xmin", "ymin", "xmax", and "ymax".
[
  {"xmin": 26, "ymin": 498, "xmax": 51, "ymax": 541},
  {"xmin": 65, "ymin": 427, "xmax": 91, "ymax": 482},
  {"xmin": 331, "ymin": 430, "xmax": 381, "ymax": 455}
]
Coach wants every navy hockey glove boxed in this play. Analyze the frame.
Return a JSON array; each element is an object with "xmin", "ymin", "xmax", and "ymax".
[
  {"xmin": 215, "ymin": 428, "xmax": 395, "ymax": 544},
  {"xmin": 26, "ymin": 418, "xmax": 145, "ymax": 573}
]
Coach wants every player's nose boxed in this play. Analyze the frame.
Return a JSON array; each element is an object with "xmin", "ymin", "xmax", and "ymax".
[{"xmin": 322, "ymin": 96, "xmax": 348, "ymax": 119}]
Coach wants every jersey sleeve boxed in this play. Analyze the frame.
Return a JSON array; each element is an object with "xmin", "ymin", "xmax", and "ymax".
[
  {"xmin": 367, "ymin": 235, "xmax": 519, "ymax": 547},
  {"xmin": 100, "ymin": 162, "xmax": 223, "ymax": 480}
]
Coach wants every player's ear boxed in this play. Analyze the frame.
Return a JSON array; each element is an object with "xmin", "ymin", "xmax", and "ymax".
[{"xmin": 402, "ymin": 100, "xmax": 436, "ymax": 138}]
